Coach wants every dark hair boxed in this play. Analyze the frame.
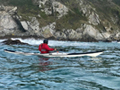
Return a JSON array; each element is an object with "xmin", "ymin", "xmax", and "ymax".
[{"xmin": 43, "ymin": 39, "xmax": 48, "ymax": 44}]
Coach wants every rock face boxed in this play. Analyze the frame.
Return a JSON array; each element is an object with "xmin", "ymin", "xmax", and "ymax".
[
  {"xmin": 0, "ymin": 5, "xmax": 25, "ymax": 37},
  {"xmin": 35, "ymin": 0, "xmax": 68, "ymax": 18},
  {"xmin": 0, "ymin": 0, "xmax": 120, "ymax": 41}
]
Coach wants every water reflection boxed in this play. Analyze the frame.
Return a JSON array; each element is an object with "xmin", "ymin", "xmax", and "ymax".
[{"xmin": 39, "ymin": 58, "xmax": 52, "ymax": 72}]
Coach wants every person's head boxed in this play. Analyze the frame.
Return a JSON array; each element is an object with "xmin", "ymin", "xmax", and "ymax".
[{"xmin": 43, "ymin": 39, "xmax": 48, "ymax": 44}]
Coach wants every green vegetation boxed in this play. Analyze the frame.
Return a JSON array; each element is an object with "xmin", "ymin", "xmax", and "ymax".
[
  {"xmin": 55, "ymin": 0, "xmax": 88, "ymax": 30},
  {"xmin": 0, "ymin": 0, "xmax": 39, "ymax": 20},
  {"xmin": 0, "ymin": 0, "xmax": 56, "ymax": 27},
  {"xmin": 87, "ymin": 0, "xmax": 120, "ymax": 32},
  {"xmin": 0, "ymin": 0, "xmax": 34, "ymax": 8},
  {"xmin": 56, "ymin": 10, "xmax": 87, "ymax": 30},
  {"xmin": 113, "ymin": 0, "xmax": 120, "ymax": 6},
  {"xmin": 1, "ymin": 0, "xmax": 120, "ymax": 32}
]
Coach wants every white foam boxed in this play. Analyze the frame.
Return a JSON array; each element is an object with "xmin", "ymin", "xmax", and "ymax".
[
  {"xmin": 0, "ymin": 39, "xmax": 7, "ymax": 43},
  {"xmin": 10, "ymin": 38, "xmax": 96, "ymax": 47}
]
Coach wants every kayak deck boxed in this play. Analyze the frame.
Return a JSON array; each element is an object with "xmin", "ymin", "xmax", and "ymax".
[{"xmin": 4, "ymin": 49, "xmax": 103, "ymax": 57}]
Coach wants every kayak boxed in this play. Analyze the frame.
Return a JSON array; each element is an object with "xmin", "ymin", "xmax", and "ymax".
[{"xmin": 4, "ymin": 49, "xmax": 103, "ymax": 57}]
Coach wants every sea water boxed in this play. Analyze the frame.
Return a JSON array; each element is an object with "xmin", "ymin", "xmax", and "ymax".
[{"xmin": 0, "ymin": 38, "xmax": 120, "ymax": 90}]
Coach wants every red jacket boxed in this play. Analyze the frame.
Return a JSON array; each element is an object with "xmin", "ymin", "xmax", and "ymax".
[{"xmin": 39, "ymin": 43, "xmax": 54, "ymax": 54}]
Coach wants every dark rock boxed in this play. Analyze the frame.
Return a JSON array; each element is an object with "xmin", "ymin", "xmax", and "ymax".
[
  {"xmin": 101, "ymin": 39, "xmax": 111, "ymax": 42},
  {"xmin": 2, "ymin": 39, "xmax": 29, "ymax": 45},
  {"xmin": 46, "ymin": 36, "xmax": 56, "ymax": 40},
  {"xmin": 80, "ymin": 35, "xmax": 98, "ymax": 42}
]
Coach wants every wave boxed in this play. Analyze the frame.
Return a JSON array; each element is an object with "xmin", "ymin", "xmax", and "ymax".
[
  {"xmin": 0, "ymin": 39, "xmax": 7, "ymax": 43},
  {"xmin": 9, "ymin": 38, "xmax": 96, "ymax": 47},
  {"xmin": 5, "ymin": 38, "xmax": 120, "ymax": 48},
  {"xmin": 0, "ymin": 38, "xmax": 120, "ymax": 48}
]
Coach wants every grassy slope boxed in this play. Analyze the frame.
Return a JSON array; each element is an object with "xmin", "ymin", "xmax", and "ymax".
[
  {"xmin": 55, "ymin": 0, "xmax": 88, "ymax": 30},
  {"xmin": 0, "ymin": 0, "xmax": 87, "ymax": 30},
  {"xmin": 113, "ymin": 0, "xmax": 120, "ymax": 6},
  {"xmin": 0, "ymin": 0, "xmax": 56, "ymax": 27},
  {"xmin": 87, "ymin": 0, "xmax": 120, "ymax": 32},
  {"xmin": 0, "ymin": 0, "xmax": 120, "ymax": 31}
]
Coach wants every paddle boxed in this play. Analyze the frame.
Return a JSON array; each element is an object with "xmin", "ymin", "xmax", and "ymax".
[{"xmin": 56, "ymin": 48, "xmax": 65, "ymax": 51}]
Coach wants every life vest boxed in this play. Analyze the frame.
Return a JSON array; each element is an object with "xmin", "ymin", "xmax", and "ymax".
[{"xmin": 39, "ymin": 43, "xmax": 54, "ymax": 54}]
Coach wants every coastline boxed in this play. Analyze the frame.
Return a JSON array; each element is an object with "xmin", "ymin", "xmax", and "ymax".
[
  {"xmin": 0, "ymin": 35, "xmax": 99, "ymax": 42},
  {"xmin": 0, "ymin": 35, "xmax": 113, "ymax": 42}
]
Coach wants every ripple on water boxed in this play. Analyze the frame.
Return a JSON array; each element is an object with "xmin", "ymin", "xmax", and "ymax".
[{"xmin": 0, "ymin": 41, "xmax": 120, "ymax": 89}]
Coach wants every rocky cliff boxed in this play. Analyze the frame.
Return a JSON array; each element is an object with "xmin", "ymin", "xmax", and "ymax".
[{"xmin": 0, "ymin": 0, "xmax": 120, "ymax": 41}]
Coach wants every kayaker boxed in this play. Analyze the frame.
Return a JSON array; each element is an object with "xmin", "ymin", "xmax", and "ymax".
[{"xmin": 39, "ymin": 39, "xmax": 56, "ymax": 54}]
